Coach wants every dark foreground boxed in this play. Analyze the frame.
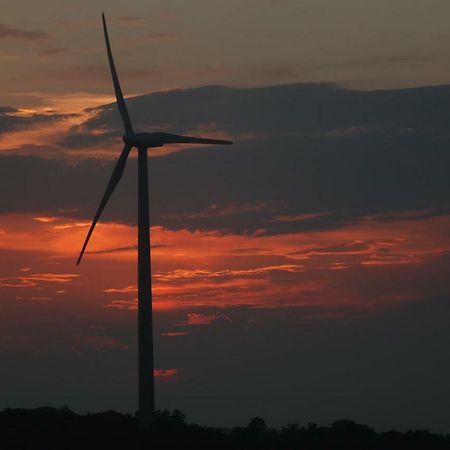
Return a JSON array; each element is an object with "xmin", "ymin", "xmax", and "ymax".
[{"xmin": 1, "ymin": 408, "xmax": 449, "ymax": 449}]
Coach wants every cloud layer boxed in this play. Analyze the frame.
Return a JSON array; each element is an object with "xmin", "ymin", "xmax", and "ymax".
[{"xmin": 1, "ymin": 82, "xmax": 450, "ymax": 235}]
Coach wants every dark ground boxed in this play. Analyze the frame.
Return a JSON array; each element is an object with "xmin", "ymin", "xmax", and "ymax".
[{"xmin": 1, "ymin": 407, "xmax": 449, "ymax": 449}]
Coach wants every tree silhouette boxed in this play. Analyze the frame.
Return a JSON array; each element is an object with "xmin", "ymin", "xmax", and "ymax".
[{"xmin": 1, "ymin": 407, "xmax": 450, "ymax": 449}]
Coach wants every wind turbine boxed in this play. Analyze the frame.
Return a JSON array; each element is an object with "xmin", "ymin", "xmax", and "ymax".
[{"xmin": 77, "ymin": 13, "xmax": 233, "ymax": 430}]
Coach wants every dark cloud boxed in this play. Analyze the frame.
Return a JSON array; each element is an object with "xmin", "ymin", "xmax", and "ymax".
[
  {"xmin": 288, "ymin": 241, "xmax": 370, "ymax": 256},
  {"xmin": 77, "ymin": 82, "xmax": 450, "ymax": 143},
  {"xmin": 2, "ymin": 83, "xmax": 450, "ymax": 234},
  {"xmin": 1, "ymin": 144, "xmax": 68, "ymax": 159},
  {"xmin": 2, "ymin": 294, "xmax": 450, "ymax": 431},
  {"xmin": 87, "ymin": 244, "xmax": 165, "ymax": 255},
  {"xmin": 152, "ymin": 298, "xmax": 450, "ymax": 430},
  {"xmin": 58, "ymin": 130, "xmax": 118, "ymax": 149},
  {"xmin": 1, "ymin": 132, "xmax": 449, "ymax": 234},
  {"xmin": 0, "ymin": 106, "xmax": 16, "ymax": 113},
  {"xmin": 0, "ymin": 108, "xmax": 74, "ymax": 135},
  {"xmin": 84, "ymin": 83, "xmax": 339, "ymax": 136},
  {"xmin": 87, "ymin": 246, "xmax": 137, "ymax": 255}
]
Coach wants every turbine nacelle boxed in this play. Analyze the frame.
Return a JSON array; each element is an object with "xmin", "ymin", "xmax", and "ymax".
[
  {"xmin": 122, "ymin": 131, "xmax": 233, "ymax": 149},
  {"xmin": 123, "ymin": 133, "xmax": 163, "ymax": 148}
]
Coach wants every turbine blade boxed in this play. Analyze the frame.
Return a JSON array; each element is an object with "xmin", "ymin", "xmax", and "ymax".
[
  {"xmin": 102, "ymin": 12, "xmax": 133, "ymax": 134},
  {"xmin": 152, "ymin": 132, "xmax": 233, "ymax": 146},
  {"xmin": 77, "ymin": 144, "xmax": 132, "ymax": 265}
]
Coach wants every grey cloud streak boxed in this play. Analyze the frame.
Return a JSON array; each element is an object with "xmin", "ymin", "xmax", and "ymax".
[
  {"xmin": 0, "ymin": 23, "xmax": 65, "ymax": 57},
  {"xmin": 0, "ymin": 23, "xmax": 46, "ymax": 41},
  {"xmin": 0, "ymin": 107, "xmax": 73, "ymax": 135}
]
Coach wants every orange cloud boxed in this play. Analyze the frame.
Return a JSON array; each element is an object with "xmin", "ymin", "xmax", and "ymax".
[
  {"xmin": 16, "ymin": 296, "xmax": 54, "ymax": 301},
  {"xmin": 102, "ymin": 299, "xmax": 138, "ymax": 311},
  {"xmin": 0, "ymin": 273, "xmax": 79, "ymax": 288},
  {"xmin": 0, "ymin": 93, "xmax": 120, "ymax": 160},
  {"xmin": 154, "ymin": 368, "xmax": 177, "ymax": 378},
  {"xmin": 161, "ymin": 331, "xmax": 189, "ymax": 337},
  {"xmin": 1, "ymin": 211, "xmax": 450, "ymax": 313},
  {"xmin": 104, "ymin": 285, "xmax": 137, "ymax": 294},
  {"xmin": 34, "ymin": 216, "xmax": 59, "ymax": 223}
]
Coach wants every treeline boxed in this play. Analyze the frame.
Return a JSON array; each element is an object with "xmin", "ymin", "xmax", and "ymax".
[{"xmin": 1, "ymin": 407, "xmax": 449, "ymax": 449}]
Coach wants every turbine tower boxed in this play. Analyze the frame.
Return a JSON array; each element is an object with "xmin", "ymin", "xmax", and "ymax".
[{"xmin": 77, "ymin": 13, "xmax": 232, "ymax": 430}]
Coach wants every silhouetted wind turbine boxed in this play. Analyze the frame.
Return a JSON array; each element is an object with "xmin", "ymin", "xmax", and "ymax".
[{"xmin": 77, "ymin": 13, "xmax": 232, "ymax": 430}]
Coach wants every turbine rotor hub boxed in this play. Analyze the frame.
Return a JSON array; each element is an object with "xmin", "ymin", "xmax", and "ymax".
[
  {"xmin": 123, "ymin": 133, "xmax": 164, "ymax": 148},
  {"xmin": 122, "ymin": 134, "xmax": 134, "ymax": 145}
]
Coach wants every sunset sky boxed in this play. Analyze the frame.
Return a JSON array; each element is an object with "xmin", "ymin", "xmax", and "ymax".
[{"xmin": 1, "ymin": 0, "xmax": 450, "ymax": 432}]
